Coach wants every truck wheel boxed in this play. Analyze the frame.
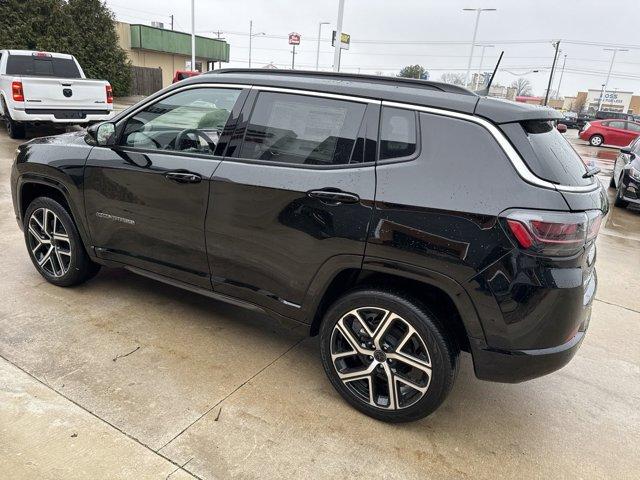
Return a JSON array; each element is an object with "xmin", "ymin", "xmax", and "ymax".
[
  {"xmin": 6, "ymin": 116, "xmax": 26, "ymax": 139},
  {"xmin": 589, "ymin": 134, "xmax": 604, "ymax": 147},
  {"xmin": 23, "ymin": 197, "xmax": 100, "ymax": 287},
  {"xmin": 319, "ymin": 288, "xmax": 459, "ymax": 422}
]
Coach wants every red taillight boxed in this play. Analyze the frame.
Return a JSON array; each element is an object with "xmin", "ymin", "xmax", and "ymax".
[
  {"xmin": 105, "ymin": 85, "xmax": 113, "ymax": 104},
  {"xmin": 506, "ymin": 220, "xmax": 533, "ymax": 249},
  {"xmin": 12, "ymin": 81, "xmax": 24, "ymax": 102},
  {"xmin": 503, "ymin": 209, "xmax": 602, "ymax": 256}
]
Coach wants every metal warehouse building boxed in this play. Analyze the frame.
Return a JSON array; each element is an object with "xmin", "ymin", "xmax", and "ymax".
[{"xmin": 116, "ymin": 22, "xmax": 230, "ymax": 93}]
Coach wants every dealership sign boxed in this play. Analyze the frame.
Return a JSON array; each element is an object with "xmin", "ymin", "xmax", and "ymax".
[{"xmin": 288, "ymin": 32, "xmax": 301, "ymax": 45}]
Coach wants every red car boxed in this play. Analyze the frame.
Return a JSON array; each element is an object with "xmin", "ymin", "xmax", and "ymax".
[
  {"xmin": 579, "ymin": 119, "xmax": 640, "ymax": 147},
  {"xmin": 172, "ymin": 70, "xmax": 201, "ymax": 83}
]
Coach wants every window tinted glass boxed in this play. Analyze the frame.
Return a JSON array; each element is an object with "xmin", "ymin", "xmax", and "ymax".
[
  {"xmin": 520, "ymin": 120, "xmax": 589, "ymax": 186},
  {"xmin": 121, "ymin": 87, "xmax": 241, "ymax": 156},
  {"xmin": 379, "ymin": 107, "xmax": 417, "ymax": 160},
  {"xmin": 6, "ymin": 55, "xmax": 81, "ymax": 78},
  {"xmin": 607, "ymin": 121, "xmax": 626, "ymax": 129},
  {"xmin": 626, "ymin": 122, "xmax": 640, "ymax": 132},
  {"xmin": 240, "ymin": 92, "xmax": 366, "ymax": 166}
]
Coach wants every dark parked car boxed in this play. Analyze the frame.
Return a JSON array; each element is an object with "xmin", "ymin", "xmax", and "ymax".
[
  {"xmin": 594, "ymin": 110, "xmax": 634, "ymax": 121},
  {"xmin": 561, "ymin": 114, "xmax": 591, "ymax": 130},
  {"xmin": 10, "ymin": 70, "xmax": 607, "ymax": 422},
  {"xmin": 610, "ymin": 137, "xmax": 640, "ymax": 209}
]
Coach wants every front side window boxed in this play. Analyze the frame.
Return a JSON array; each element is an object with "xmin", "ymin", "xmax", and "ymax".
[
  {"xmin": 239, "ymin": 92, "xmax": 366, "ymax": 166},
  {"xmin": 120, "ymin": 87, "xmax": 241, "ymax": 156},
  {"xmin": 626, "ymin": 122, "xmax": 640, "ymax": 132},
  {"xmin": 379, "ymin": 107, "xmax": 418, "ymax": 160}
]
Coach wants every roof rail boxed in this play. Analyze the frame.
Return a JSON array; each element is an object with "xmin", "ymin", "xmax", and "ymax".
[{"xmin": 206, "ymin": 68, "xmax": 476, "ymax": 96}]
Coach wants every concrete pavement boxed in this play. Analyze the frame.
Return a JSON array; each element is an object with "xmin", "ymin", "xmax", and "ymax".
[{"xmin": 1, "ymin": 127, "xmax": 639, "ymax": 479}]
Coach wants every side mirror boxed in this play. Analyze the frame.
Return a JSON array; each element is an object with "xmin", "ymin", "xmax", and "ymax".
[
  {"xmin": 620, "ymin": 147, "xmax": 632, "ymax": 155},
  {"xmin": 87, "ymin": 122, "xmax": 116, "ymax": 147},
  {"xmin": 556, "ymin": 123, "xmax": 567, "ymax": 133}
]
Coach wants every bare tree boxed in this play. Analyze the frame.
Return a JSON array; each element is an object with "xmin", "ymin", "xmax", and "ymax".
[
  {"xmin": 439, "ymin": 73, "xmax": 465, "ymax": 86},
  {"xmin": 510, "ymin": 77, "xmax": 533, "ymax": 96},
  {"xmin": 572, "ymin": 95, "xmax": 586, "ymax": 114}
]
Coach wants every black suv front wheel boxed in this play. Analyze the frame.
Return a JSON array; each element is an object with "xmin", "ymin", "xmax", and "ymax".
[
  {"xmin": 24, "ymin": 197, "xmax": 100, "ymax": 286},
  {"xmin": 320, "ymin": 289, "xmax": 459, "ymax": 422}
]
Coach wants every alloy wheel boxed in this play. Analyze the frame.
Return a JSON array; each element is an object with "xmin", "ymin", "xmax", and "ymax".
[
  {"xmin": 27, "ymin": 207, "xmax": 72, "ymax": 278},
  {"xmin": 330, "ymin": 307, "xmax": 432, "ymax": 410}
]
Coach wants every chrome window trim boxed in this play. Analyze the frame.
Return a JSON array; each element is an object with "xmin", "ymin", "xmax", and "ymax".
[
  {"xmin": 115, "ymin": 82, "xmax": 598, "ymax": 193},
  {"xmin": 116, "ymin": 82, "xmax": 250, "ymax": 123},
  {"xmin": 382, "ymin": 100, "xmax": 600, "ymax": 193},
  {"xmin": 252, "ymin": 85, "xmax": 382, "ymax": 104}
]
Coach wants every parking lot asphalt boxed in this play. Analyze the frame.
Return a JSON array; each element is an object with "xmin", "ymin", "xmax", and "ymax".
[{"xmin": 1, "ymin": 126, "xmax": 639, "ymax": 479}]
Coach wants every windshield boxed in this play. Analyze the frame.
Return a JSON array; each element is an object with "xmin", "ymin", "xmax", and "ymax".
[{"xmin": 6, "ymin": 55, "xmax": 81, "ymax": 78}]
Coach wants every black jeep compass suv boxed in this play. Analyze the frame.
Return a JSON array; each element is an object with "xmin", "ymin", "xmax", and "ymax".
[{"xmin": 10, "ymin": 70, "xmax": 607, "ymax": 422}]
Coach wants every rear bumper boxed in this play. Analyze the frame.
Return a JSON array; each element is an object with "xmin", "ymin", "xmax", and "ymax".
[
  {"xmin": 470, "ymin": 327, "xmax": 587, "ymax": 383},
  {"xmin": 10, "ymin": 108, "xmax": 113, "ymax": 124}
]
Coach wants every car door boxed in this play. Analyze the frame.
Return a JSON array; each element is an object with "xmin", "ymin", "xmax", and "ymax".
[
  {"xmin": 206, "ymin": 89, "xmax": 379, "ymax": 317},
  {"xmin": 624, "ymin": 121, "xmax": 640, "ymax": 145},
  {"xmin": 84, "ymin": 85, "xmax": 247, "ymax": 288},
  {"xmin": 604, "ymin": 120, "xmax": 628, "ymax": 146}
]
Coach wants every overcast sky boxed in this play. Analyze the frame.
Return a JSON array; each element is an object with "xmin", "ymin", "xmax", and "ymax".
[{"xmin": 105, "ymin": 0, "xmax": 640, "ymax": 97}]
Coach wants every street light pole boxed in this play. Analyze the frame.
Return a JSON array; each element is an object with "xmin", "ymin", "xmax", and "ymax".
[
  {"xmin": 598, "ymin": 48, "xmax": 628, "ymax": 110},
  {"xmin": 249, "ymin": 20, "xmax": 253, "ymax": 68},
  {"xmin": 316, "ymin": 22, "xmax": 330, "ymax": 71},
  {"xmin": 333, "ymin": 0, "xmax": 345, "ymax": 72},
  {"xmin": 475, "ymin": 44, "xmax": 494, "ymax": 90},
  {"xmin": 556, "ymin": 53, "xmax": 567, "ymax": 99},
  {"xmin": 463, "ymin": 8, "xmax": 496, "ymax": 87},
  {"xmin": 191, "ymin": 0, "xmax": 195, "ymax": 71}
]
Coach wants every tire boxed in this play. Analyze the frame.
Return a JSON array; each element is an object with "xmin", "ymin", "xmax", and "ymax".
[
  {"xmin": 589, "ymin": 134, "xmax": 604, "ymax": 147},
  {"xmin": 319, "ymin": 288, "xmax": 459, "ymax": 422},
  {"xmin": 614, "ymin": 182, "xmax": 629, "ymax": 208},
  {"xmin": 2, "ymin": 99, "xmax": 26, "ymax": 139},
  {"xmin": 23, "ymin": 197, "xmax": 100, "ymax": 287}
]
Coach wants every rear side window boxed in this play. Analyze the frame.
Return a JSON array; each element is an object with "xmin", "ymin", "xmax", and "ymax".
[
  {"xmin": 240, "ymin": 92, "xmax": 366, "ymax": 166},
  {"xmin": 6, "ymin": 55, "xmax": 81, "ymax": 78},
  {"xmin": 511, "ymin": 120, "xmax": 590, "ymax": 186},
  {"xmin": 379, "ymin": 107, "xmax": 418, "ymax": 160}
]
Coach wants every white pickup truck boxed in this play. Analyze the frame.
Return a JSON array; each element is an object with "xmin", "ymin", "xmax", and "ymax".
[{"xmin": 0, "ymin": 50, "xmax": 114, "ymax": 138}]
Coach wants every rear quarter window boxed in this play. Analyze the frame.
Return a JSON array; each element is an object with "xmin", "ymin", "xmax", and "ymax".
[{"xmin": 501, "ymin": 120, "xmax": 592, "ymax": 186}]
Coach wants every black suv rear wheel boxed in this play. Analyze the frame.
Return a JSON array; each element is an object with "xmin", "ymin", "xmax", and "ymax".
[
  {"xmin": 320, "ymin": 289, "xmax": 459, "ymax": 422},
  {"xmin": 23, "ymin": 197, "xmax": 100, "ymax": 286}
]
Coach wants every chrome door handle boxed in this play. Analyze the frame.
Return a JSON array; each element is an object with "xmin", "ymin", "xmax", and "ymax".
[
  {"xmin": 307, "ymin": 189, "xmax": 360, "ymax": 204},
  {"xmin": 165, "ymin": 171, "xmax": 202, "ymax": 184}
]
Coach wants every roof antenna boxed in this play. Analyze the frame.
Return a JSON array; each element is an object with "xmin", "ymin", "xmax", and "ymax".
[{"xmin": 477, "ymin": 50, "xmax": 503, "ymax": 96}]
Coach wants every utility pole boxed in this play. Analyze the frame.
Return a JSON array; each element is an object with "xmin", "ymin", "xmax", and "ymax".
[
  {"xmin": 544, "ymin": 40, "xmax": 560, "ymax": 106},
  {"xmin": 248, "ymin": 20, "xmax": 265, "ymax": 69},
  {"xmin": 215, "ymin": 30, "xmax": 224, "ymax": 69},
  {"xmin": 316, "ymin": 21, "xmax": 330, "ymax": 71},
  {"xmin": 598, "ymin": 48, "xmax": 628, "ymax": 110},
  {"xmin": 333, "ymin": 0, "xmax": 345, "ymax": 72},
  {"xmin": 170, "ymin": 14, "xmax": 174, "ymax": 30},
  {"xmin": 556, "ymin": 53, "xmax": 567, "ymax": 99},
  {"xmin": 463, "ymin": 8, "xmax": 496, "ymax": 87}
]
